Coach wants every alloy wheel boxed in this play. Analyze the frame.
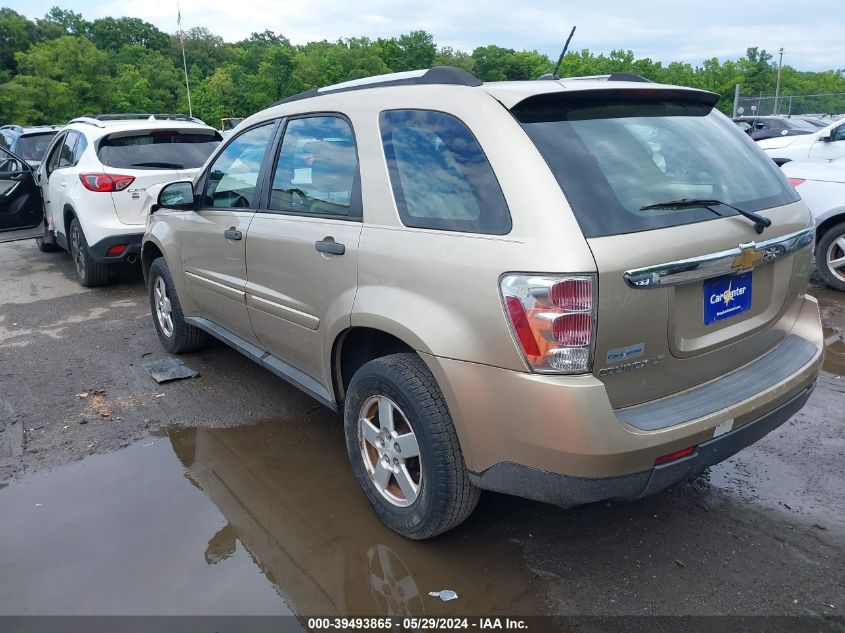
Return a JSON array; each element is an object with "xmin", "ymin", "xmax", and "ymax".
[
  {"xmin": 153, "ymin": 276, "xmax": 174, "ymax": 337},
  {"xmin": 826, "ymin": 234, "xmax": 845, "ymax": 283},
  {"xmin": 357, "ymin": 395, "xmax": 422, "ymax": 507},
  {"xmin": 70, "ymin": 224, "xmax": 86, "ymax": 279}
]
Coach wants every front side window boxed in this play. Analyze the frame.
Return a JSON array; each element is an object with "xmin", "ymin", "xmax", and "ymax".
[
  {"xmin": 268, "ymin": 116, "xmax": 358, "ymax": 216},
  {"xmin": 379, "ymin": 109, "xmax": 512, "ymax": 235},
  {"xmin": 515, "ymin": 94, "xmax": 799, "ymax": 237},
  {"xmin": 44, "ymin": 133, "xmax": 66, "ymax": 176},
  {"xmin": 204, "ymin": 124, "xmax": 274, "ymax": 209}
]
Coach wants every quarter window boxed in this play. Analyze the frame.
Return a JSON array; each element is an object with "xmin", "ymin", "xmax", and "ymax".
[
  {"xmin": 268, "ymin": 116, "xmax": 358, "ymax": 217},
  {"xmin": 379, "ymin": 109, "xmax": 511, "ymax": 235},
  {"xmin": 205, "ymin": 124, "xmax": 274, "ymax": 209}
]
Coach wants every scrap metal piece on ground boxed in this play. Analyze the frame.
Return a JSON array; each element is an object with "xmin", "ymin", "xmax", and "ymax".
[{"xmin": 142, "ymin": 357, "xmax": 199, "ymax": 384}]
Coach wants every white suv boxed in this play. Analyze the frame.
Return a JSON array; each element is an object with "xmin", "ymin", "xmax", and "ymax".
[
  {"xmin": 758, "ymin": 118, "xmax": 845, "ymax": 165},
  {"xmin": 34, "ymin": 114, "xmax": 221, "ymax": 286}
]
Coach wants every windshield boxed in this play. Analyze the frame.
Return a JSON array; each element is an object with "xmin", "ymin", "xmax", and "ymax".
[
  {"xmin": 98, "ymin": 131, "xmax": 221, "ymax": 170},
  {"xmin": 515, "ymin": 96, "xmax": 798, "ymax": 238},
  {"xmin": 782, "ymin": 118, "xmax": 819, "ymax": 131},
  {"xmin": 15, "ymin": 132, "xmax": 58, "ymax": 161}
]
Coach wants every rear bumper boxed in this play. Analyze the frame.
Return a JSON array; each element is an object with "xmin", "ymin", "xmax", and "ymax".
[
  {"xmin": 88, "ymin": 233, "xmax": 143, "ymax": 263},
  {"xmin": 422, "ymin": 294, "xmax": 823, "ymax": 484},
  {"xmin": 468, "ymin": 382, "xmax": 814, "ymax": 508}
]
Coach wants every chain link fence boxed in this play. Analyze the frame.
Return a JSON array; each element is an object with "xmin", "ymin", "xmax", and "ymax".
[{"xmin": 734, "ymin": 93, "xmax": 845, "ymax": 118}]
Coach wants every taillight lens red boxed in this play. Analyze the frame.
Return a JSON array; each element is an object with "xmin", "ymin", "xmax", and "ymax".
[
  {"xmin": 788, "ymin": 177, "xmax": 805, "ymax": 187},
  {"xmin": 79, "ymin": 173, "xmax": 136, "ymax": 192},
  {"xmin": 500, "ymin": 274, "xmax": 596, "ymax": 374}
]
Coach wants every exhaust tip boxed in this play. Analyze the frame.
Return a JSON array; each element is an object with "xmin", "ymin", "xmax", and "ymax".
[{"xmin": 126, "ymin": 254, "xmax": 138, "ymax": 264}]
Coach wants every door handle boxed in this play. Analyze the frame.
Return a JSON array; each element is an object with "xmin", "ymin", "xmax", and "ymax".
[
  {"xmin": 315, "ymin": 239, "xmax": 345, "ymax": 255},
  {"xmin": 224, "ymin": 228, "xmax": 242, "ymax": 240}
]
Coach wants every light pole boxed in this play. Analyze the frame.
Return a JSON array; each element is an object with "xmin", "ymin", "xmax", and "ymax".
[{"xmin": 774, "ymin": 47, "xmax": 784, "ymax": 115}]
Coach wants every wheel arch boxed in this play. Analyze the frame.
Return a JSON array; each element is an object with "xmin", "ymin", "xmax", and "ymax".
[{"xmin": 815, "ymin": 209, "xmax": 845, "ymax": 246}]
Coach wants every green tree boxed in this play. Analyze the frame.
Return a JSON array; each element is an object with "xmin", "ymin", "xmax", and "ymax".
[
  {"xmin": 89, "ymin": 17, "xmax": 170, "ymax": 54},
  {"xmin": 0, "ymin": 8, "xmax": 34, "ymax": 74}
]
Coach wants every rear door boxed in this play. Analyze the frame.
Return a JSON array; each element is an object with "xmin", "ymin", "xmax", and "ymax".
[
  {"xmin": 515, "ymin": 91, "xmax": 812, "ymax": 408},
  {"xmin": 244, "ymin": 114, "xmax": 363, "ymax": 387},
  {"xmin": 96, "ymin": 128, "xmax": 221, "ymax": 225},
  {"xmin": 180, "ymin": 121, "xmax": 277, "ymax": 346},
  {"xmin": 0, "ymin": 146, "xmax": 44, "ymax": 243}
]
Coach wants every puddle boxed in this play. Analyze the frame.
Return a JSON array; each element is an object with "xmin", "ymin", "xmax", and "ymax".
[
  {"xmin": 812, "ymin": 288, "xmax": 845, "ymax": 376},
  {"xmin": 0, "ymin": 421, "xmax": 541, "ymax": 616}
]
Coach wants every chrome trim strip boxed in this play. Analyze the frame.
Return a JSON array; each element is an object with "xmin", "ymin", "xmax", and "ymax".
[
  {"xmin": 623, "ymin": 227, "xmax": 815, "ymax": 288},
  {"xmin": 184, "ymin": 270, "xmax": 246, "ymax": 303}
]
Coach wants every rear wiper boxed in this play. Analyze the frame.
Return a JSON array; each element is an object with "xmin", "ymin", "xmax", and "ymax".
[
  {"xmin": 640, "ymin": 198, "xmax": 771, "ymax": 234},
  {"xmin": 131, "ymin": 161, "xmax": 185, "ymax": 169}
]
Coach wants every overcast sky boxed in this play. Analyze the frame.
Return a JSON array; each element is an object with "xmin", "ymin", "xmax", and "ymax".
[{"xmin": 7, "ymin": 0, "xmax": 844, "ymax": 71}]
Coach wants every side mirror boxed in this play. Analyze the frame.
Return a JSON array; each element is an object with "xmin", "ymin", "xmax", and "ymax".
[
  {"xmin": 154, "ymin": 181, "xmax": 195, "ymax": 213},
  {"xmin": 818, "ymin": 134, "xmax": 833, "ymax": 143}
]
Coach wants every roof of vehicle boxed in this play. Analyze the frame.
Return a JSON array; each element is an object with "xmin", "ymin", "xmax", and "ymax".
[
  {"xmin": 266, "ymin": 66, "xmax": 719, "ymax": 114},
  {"xmin": 0, "ymin": 124, "xmax": 61, "ymax": 136},
  {"xmin": 64, "ymin": 115, "xmax": 219, "ymax": 135}
]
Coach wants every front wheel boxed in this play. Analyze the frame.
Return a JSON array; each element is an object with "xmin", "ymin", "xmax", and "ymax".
[
  {"xmin": 344, "ymin": 353, "xmax": 479, "ymax": 539},
  {"xmin": 148, "ymin": 257, "xmax": 208, "ymax": 353},
  {"xmin": 816, "ymin": 222, "xmax": 845, "ymax": 292}
]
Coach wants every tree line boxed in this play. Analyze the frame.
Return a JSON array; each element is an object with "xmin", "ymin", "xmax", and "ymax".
[{"xmin": 1, "ymin": 6, "xmax": 844, "ymax": 126}]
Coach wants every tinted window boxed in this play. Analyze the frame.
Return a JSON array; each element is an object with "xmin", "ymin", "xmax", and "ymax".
[
  {"xmin": 379, "ymin": 110, "xmax": 511, "ymax": 235},
  {"xmin": 58, "ymin": 132, "xmax": 78, "ymax": 168},
  {"xmin": 45, "ymin": 133, "xmax": 66, "ymax": 176},
  {"xmin": 268, "ymin": 116, "xmax": 358, "ymax": 216},
  {"xmin": 15, "ymin": 132, "xmax": 58, "ymax": 162},
  {"xmin": 98, "ymin": 131, "xmax": 221, "ymax": 169},
  {"xmin": 515, "ymin": 95, "xmax": 799, "ymax": 238},
  {"xmin": 205, "ymin": 124, "xmax": 274, "ymax": 209},
  {"xmin": 782, "ymin": 118, "xmax": 818, "ymax": 131},
  {"xmin": 833, "ymin": 125, "xmax": 845, "ymax": 142}
]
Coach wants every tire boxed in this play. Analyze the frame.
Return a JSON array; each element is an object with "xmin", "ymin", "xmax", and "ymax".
[
  {"xmin": 148, "ymin": 257, "xmax": 208, "ymax": 353},
  {"xmin": 344, "ymin": 353, "xmax": 479, "ymax": 539},
  {"xmin": 69, "ymin": 218, "xmax": 109, "ymax": 287},
  {"xmin": 815, "ymin": 222, "xmax": 845, "ymax": 292},
  {"xmin": 35, "ymin": 236, "xmax": 60, "ymax": 252}
]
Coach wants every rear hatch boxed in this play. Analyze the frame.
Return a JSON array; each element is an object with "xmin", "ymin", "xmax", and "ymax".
[
  {"xmin": 514, "ymin": 88, "xmax": 814, "ymax": 408},
  {"xmin": 97, "ymin": 127, "xmax": 221, "ymax": 224}
]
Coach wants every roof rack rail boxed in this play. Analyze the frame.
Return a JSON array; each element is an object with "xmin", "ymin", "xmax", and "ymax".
[
  {"xmin": 554, "ymin": 73, "xmax": 653, "ymax": 83},
  {"xmin": 274, "ymin": 66, "xmax": 482, "ymax": 106}
]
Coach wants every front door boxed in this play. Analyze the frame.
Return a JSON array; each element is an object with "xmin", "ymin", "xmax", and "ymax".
[
  {"xmin": 180, "ymin": 121, "xmax": 277, "ymax": 346},
  {"xmin": 39, "ymin": 131, "xmax": 84, "ymax": 243},
  {"xmin": 245, "ymin": 115, "xmax": 363, "ymax": 387},
  {"xmin": 0, "ymin": 146, "xmax": 44, "ymax": 243},
  {"xmin": 808, "ymin": 123, "xmax": 845, "ymax": 160}
]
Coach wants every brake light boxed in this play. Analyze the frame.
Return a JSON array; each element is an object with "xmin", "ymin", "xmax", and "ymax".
[
  {"xmin": 79, "ymin": 173, "xmax": 135, "ymax": 192},
  {"xmin": 500, "ymin": 274, "xmax": 596, "ymax": 374},
  {"xmin": 654, "ymin": 446, "xmax": 695, "ymax": 465},
  {"xmin": 788, "ymin": 177, "xmax": 805, "ymax": 187}
]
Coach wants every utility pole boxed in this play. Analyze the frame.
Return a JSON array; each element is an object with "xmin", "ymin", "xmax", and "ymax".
[
  {"xmin": 733, "ymin": 83, "xmax": 740, "ymax": 118},
  {"xmin": 178, "ymin": 4, "xmax": 193, "ymax": 118},
  {"xmin": 774, "ymin": 47, "xmax": 784, "ymax": 115}
]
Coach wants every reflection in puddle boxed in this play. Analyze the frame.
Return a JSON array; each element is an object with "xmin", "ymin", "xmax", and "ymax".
[
  {"xmin": 813, "ymin": 288, "xmax": 845, "ymax": 376},
  {"xmin": 167, "ymin": 423, "xmax": 539, "ymax": 616}
]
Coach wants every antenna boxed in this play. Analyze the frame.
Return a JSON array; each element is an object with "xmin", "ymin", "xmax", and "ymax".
[{"xmin": 540, "ymin": 26, "xmax": 576, "ymax": 80}]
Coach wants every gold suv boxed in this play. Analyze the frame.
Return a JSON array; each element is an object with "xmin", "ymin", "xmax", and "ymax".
[{"xmin": 142, "ymin": 67, "xmax": 824, "ymax": 539}]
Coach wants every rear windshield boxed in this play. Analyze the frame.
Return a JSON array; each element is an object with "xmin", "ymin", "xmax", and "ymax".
[
  {"xmin": 98, "ymin": 131, "xmax": 221, "ymax": 170},
  {"xmin": 16, "ymin": 132, "xmax": 58, "ymax": 161},
  {"xmin": 515, "ymin": 95, "xmax": 799, "ymax": 238}
]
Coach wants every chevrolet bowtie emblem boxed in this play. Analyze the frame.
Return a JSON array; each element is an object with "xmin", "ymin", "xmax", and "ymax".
[{"xmin": 732, "ymin": 246, "xmax": 764, "ymax": 271}]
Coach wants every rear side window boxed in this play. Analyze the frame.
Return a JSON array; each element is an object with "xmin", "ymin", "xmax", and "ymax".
[
  {"xmin": 379, "ymin": 110, "xmax": 511, "ymax": 235},
  {"xmin": 268, "ymin": 116, "xmax": 358, "ymax": 217},
  {"xmin": 515, "ymin": 95, "xmax": 799, "ymax": 238},
  {"xmin": 98, "ymin": 131, "xmax": 221, "ymax": 170},
  {"xmin": 58, "ymin": 132, "xmax": 79, "ymax": 168}
]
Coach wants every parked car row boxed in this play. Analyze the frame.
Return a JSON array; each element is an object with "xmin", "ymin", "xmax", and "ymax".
[{"xmin": 0, "ymin": 70, "xmax": 827, "ymax": 539}]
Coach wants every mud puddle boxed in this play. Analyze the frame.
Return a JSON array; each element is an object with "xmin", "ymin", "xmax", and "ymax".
[{"xmin": 0, "ymin": 421, "xmax": 541, "ymax": 616}]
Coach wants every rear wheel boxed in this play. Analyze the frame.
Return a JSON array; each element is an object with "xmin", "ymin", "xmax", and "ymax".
[
  {"xmin": 344, "ymin": 353, "xmax": 479, "ymax": 539},
  {"xmin": 148, "ymin": 257, "xmax": 207, "ymax": 353},
  {"xmin": 69, "ymin": 218, "xmax": 109, "ymax": 287},
  {"xmin": 816, "ymin": 222, "xmax": 845, "ymax": 292}
]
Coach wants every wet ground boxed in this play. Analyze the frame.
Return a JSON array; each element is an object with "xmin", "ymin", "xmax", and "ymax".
[{"xmin": 0, "ymin": 241, "xmax": 844, "ymax": 618}]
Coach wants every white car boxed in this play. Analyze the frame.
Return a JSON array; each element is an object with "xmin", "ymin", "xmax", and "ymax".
[
  {"xmin": 758, "ymin": 118, "xmax": 845, "ymax": 165},
  {"xmin": 781, "ymin": 157, "xmax": 845, "ymax": 291},
  {"xmin": 29, "ymin": 114, "xmax": 221, "ymax": 286}
]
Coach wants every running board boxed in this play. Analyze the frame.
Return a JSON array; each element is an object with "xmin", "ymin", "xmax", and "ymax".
[{"xmin": 184, "ymin": 316, "xmax": 337, "ymax": 412}]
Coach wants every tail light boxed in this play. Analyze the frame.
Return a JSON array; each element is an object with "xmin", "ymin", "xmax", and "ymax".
[
  {"xmin": 500, "ymin": 274, "xmax": 596, "ymax": 374},
  {"xmin": 79, "ymin": 173, "xmax": 135, "ymax": 192},
  {"xmin": 788, "ymin": 177, "xmax": 805, "ymax": 187}
]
